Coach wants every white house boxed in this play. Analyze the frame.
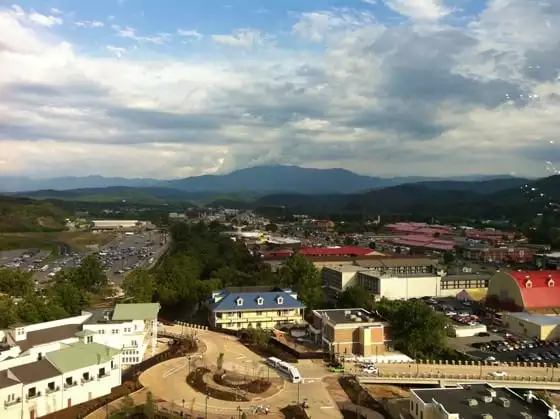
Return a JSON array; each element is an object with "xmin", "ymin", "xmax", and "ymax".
[
  {"xmin": 0, "ymin": 303, "xmax": 159, "ymax": 418},
  {"xmin": 0, "ymin": 342, "xmax": 121, "ymax": 419}
]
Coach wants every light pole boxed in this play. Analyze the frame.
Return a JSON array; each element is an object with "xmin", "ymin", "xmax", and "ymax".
[
  {"xmin": 297, "ymin": 381, "xmax": 301, "ymax": 405},
  {"xmin": 237, "ymin": 405, "xmax": 242, "ymax": 419},
  {"xmin": 205, "ymin": 394, "xmax": 210, "ymax": 419}
]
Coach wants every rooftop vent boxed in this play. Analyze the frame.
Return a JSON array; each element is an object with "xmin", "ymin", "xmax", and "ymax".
[
  {"xmin": 487, "ymin": 389, "xmax": 497, "ymax": 398},
  {"xmin": 482, "ymin": 395, "xmax": 493, "ymax": 403},
  {"xmin": 499, "ymin": 397, "xmax": 511, "ymax": 408},
  {"xmin": 354, "ymin": 317, "xmax": 362, "ymax": 322},
  {"xmin": 481, "ymin": 414, "xmax": 493, "ymax": 419},
  {"xmin": 344, "ymin": 310, "xmax": 351, "ymax": 316},
  {"xmin": 520, "ymin": 413, "xmax": 532, "ymax": 419},
  {"xmin": 468, "ymin": 399, "xmax": 479, "ymax": 407}
]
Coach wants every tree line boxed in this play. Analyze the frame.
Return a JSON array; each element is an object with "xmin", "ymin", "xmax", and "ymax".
[
  {"xmin": 123, "ymin": 222, "xmax": 325, "ymax": 311},
  {"xmin": 0, "ymin": 255, "xmax": 110, "ymax": 328}
]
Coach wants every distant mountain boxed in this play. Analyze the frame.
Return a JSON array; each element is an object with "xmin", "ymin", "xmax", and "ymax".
[
  {"xmin": 0, "ymin": 175, "xmax": 160, "ymax": 193},
  {"xmin": 162, "ymin": 165, "xmax": 526, "ymax": 194},
  {"xmin": 1, "ymin": 165, "xmax": 529, "ymax": 195}
]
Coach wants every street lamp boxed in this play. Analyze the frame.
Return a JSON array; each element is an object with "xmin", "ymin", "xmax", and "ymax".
[
  {"xmin": 237, "ymin": 405, "xmax": 242, "ymax": 419},
  {"xmin": 297, "ymin": 381, "xmax": 301, "ymax": 405},
  {"xmin": 205, "ymin": 393, "xmax": 210, "ymax": 419}
]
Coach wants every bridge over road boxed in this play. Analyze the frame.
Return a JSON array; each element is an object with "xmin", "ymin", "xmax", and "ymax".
[{"xmin": 354, "ymin": 361, "xmax": 560, "ymax": 390}]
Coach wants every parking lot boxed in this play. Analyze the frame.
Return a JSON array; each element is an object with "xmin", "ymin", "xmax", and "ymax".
[{"xmin": 0, "ymin": 249, "xmax": 52, "ymax": 271}]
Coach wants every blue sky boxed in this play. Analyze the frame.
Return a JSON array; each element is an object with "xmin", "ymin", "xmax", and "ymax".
[{"xmin": 0, "ymin": 0, "xmax": 559, "ymax": 179}]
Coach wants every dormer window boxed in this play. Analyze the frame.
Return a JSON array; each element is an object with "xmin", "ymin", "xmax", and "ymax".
[
  {"xmin": 256, "ymin": 297, "xmax": 264, "ymax": 306},
  {"xmin": 276, "ymin": 296, "xmax": 284, "ymax": 305},
  {"xmin": 236, "ymin": 297, "xmax": 243, "ymax": 307},
  {"xmin": 548, "ymin": 278, "xmax": 555, "ymax": 288},
  {"xmin": 525, "ymin": 279, "xmax": 533, "ymax": 288}
]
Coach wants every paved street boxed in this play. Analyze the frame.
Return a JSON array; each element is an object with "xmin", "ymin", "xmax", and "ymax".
[{"xmin": 144, "ymin": 325, "xmax": 342, "ymax": 418}]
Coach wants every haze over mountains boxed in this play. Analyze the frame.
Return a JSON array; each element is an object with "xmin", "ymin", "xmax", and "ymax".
[{"xmin": 0, "ymin": 165, "xmax": 528, "ymax": 194}]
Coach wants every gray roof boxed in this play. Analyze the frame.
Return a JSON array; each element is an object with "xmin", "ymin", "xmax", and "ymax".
[
  {"xmin": 313, "ymin": 308, "xmax": 382, "ymax": 325},
  {"xmin": 505, "ymin": 312, "xmax": 560, "ymax": 326},
  {"xmin": 17, "ymin": 324, "xmax": 82, "ymax": 351},
  {"xmin": 10, "ymin": 359, "xmax": 61, "ymax": 384},
  {"xmin": 0, "ymin": 371, "xmax": 20, "ymax": 390},
  {"xmin": 413, "ymin": 384, "xmax": 550, "ymax": 419}
]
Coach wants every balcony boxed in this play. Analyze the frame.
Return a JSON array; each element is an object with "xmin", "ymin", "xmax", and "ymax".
[
  {"xmin": 46, "ymin": 386, "xmax": 60, "ymax": 394},
  {"xmin": 64, "ymin": 381, "xmax": 78, "ymax": 389},
  {"xmin": 81, "ymin": 376, "xmax": 95, "ymax": 385},
  {"xmin": 97, "ymin": 372, "xmax": 110, "ymax": 380},
  {"xmin": 26, "ymin": 391, "xmax": 41, "ymax": 401},
  {"xmin": 4, "ymin": 397, "xmax": 21, "ymax": 408}
]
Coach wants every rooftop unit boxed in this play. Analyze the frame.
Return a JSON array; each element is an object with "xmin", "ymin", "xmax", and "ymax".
[{"xmin": 499, "ymin": 397, "xmax": 511, "ymax": 408}]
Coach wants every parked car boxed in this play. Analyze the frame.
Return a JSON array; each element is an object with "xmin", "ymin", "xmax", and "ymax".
[
  {"xmin": 489, "ymin": 371, "xmax": 507, "ymax": 377},
  {"xmin": 363, "ymin": 366, "xmax": 379, "ymax": 375}
]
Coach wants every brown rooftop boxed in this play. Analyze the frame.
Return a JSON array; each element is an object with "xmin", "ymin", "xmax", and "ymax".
[
  {"xmin": 10, "ymin": 359, "xmax": 60, "ymax": 384},
  {"xmin": 355, "ymin": 257, "xmax": 438, "ymax": 268},
  {"xmin": 0, "ymin": 371, "xmax": 19, "ymax": 390},
  {"xmin": 18, "ymin": 324, "xmax": 82, "ymax": 351},
  {"xmin": 262, "ymin": 254, "xmax": 435, "ymax": 263}
]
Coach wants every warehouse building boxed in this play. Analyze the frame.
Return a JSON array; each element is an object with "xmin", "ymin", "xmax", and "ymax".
[
  {"xmin": 502, "ymin": 312, "xmax": 560, "ymax": 341},
  {"xmin": 486, "ymin": 270, "xmax": 560, "ymax": 312}
]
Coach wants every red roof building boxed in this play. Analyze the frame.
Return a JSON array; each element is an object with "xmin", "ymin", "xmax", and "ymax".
[
  {"xmin": 298, "ymin": 246, "xmax": 377, "ymax": 257},
  {"xmin": 487, "ymin": 270, "xmax": 560, "ymax": 311},
  {"xmin": 385, "ymin": 222, "xmax": 454, "ymax": 237},
  {"xmin": 389, "ymin": 235, "xmax": 456, "ymax": 252}
]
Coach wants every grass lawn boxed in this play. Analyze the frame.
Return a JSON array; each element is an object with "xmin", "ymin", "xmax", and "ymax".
[{"xmin": 0, "ymin": 231, "xmax": 117, "ymax": 252}]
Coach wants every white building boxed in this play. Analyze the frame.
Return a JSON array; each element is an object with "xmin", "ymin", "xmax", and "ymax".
[
  {"xmin": 92, "ymin": 220, "xmax": 149, "ymax": 231},
  {"xmin": 322, "ymin": 258, "xmax": 443, "ymax": 300},
  {"xmin": 0, "ymin": 303, "xmax": 159, "ymax": 418}
]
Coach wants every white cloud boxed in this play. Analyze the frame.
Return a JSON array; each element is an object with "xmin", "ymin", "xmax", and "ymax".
[
  {"xmin": 10, "ymin": 5, "xmax": 63, "ymax": 27},
  {"xmin": 177, "ymin": 29, "xmax": 202, "ymax": 40},
  {"xmin": 0, "ymin": 1, "xmax": 559, "ymax": 179},
  {"xmin": 50, "ymin": 8, "xmax": 62, "ymax": 15},
  {"xmin": 212, "ymin": 29, "xmax": 270, "ymax": 48},
  {"xmin": 383, "ymin": 0, "xmax": 449, "ymax": 21},
  {"xmin": 76, "ymin": 20, "xmax": 104, "ymax": 28},
  {"xmin": 112, "ymin": 25, "xmax": 170, "ymax": 44}
]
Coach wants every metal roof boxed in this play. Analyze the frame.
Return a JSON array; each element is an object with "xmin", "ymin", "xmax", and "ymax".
[
  {"xmin": 211, "ymin": 290, "xmax": 304, "ymax": 312},
  {"xmin": 46, "ymin": 342, "xmax": 120, "ymax": 373},
  {"xmin": 112, "ymin": 303, "xmax": 160, "ymax": 321}
]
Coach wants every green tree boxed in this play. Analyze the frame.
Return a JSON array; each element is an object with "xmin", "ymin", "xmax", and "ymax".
[
  {"xmin": 337, "ymin": 285, "xmax": 375, "ymax": 311},
  {"xmin": 388, "ymin": 300, "xmax": 449, "ymax": 359},
  {"xmin": 0, "ymin": 297, "xmax": 18, "ymax": 328},
  {"xmin": 443, "ymin": 252, "xmax": 455, "ymax": 264},
  {"xmin": 0, "ymin": 268, "xmax": 34, "ymax": 297},
  {"xmin": 265, "ymin": 223, "xmax": 278, "ymax": 233},
  {"xmin": 217, "ymin": 352, "xmax": 224, "ymax": 371},
  {"xmin": 282, "ymin": 254, "xmax": 323, "ymax": 309},
  {"xmin": 123, "ymin": 269, "xmax": 154, "ymax": 303},
  {"xmin": 72, "ymin": 255, "xmax": 109, "ymax": 294},
  {"xmin": 142, "ymin": 391, "xmax": 156, "ymax": 419},
  {"xmin": 48, "ymin": 278, "xmax": 90, "ymax": 316}
]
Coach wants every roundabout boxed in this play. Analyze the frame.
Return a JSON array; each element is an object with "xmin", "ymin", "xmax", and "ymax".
[{"xmin": 141, "ymin": 326, "xmax": 340, "ymax": 417}]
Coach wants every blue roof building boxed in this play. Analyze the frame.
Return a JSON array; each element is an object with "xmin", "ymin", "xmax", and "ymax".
[{"xmin": 209, "ymin": 287, "xmax": 306, "ymax": 331}]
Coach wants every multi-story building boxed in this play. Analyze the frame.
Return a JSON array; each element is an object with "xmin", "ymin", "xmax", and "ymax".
[
  {"xmin": 535, "ymin": 252, "xmax": 560, "ymax": 270},
  {"xmin": 0, "ymin": 341, "xmax": 121, "ymax": 419},
  {"xmin": 461, "ymin": 244, "xmax": 539, "ymax": 264},
  {"xmin": 410, "ymin": 383, "xmax": 559, "ymax": 419},
  {"xmin": 208, "ymin": 287, "xmax": 305, "ymax": 331},
  {"xmin": 309, "ymin": 308, "xmax": 390, "ymax": 358},
  {"xmin": 0, "ymin": 303, "xmax": 160, "ymax": 368},
  {"xmin": 439, "ymin": 273, "xmax": 492, "ymax": 301},
  {"xmin": 322, "ymin": 258, "xmax": 443, "ymax": 300}
]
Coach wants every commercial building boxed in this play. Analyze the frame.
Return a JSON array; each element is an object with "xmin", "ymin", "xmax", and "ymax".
[
  {"xmin": 460, "ymin": 244, "xmax": 538, "ymax": 264},
  {"xmin": 388, "ymin": 235, "xmax": 456, "ymax": 252},
  {"xmin": 92, "ymin": 220, "xmax": 150, "ymax": 231},
  {"xmin": 486, "ymin": 270, "xmax": 560, "ymax": 312},
  {"xmin": 502, "ymin": 312, "xmax": 560, "ymax": 341},
  {"xmin": 309, "ymin": 308, "xmax": 390, "ymax": 358},
  {"xmin": 322, "ymin": 258, "xmax": 443, "ymax": 300},
  {"xmin": 299, "ymin": 247, "xmax": 381, "ymax": 258},
  {"xmin": 410, "ymin": 383, "xmax": 559, "ymax": 419},
  {"xmin": 385, "ymin": 222, "xmax": 454, "ymax": 237},
  {"xmin": 439, "ymin": 274, "xmax": 491, "ymax": 301},
  {"xmin": 208, "ymin": 287, "xmax": 305, "ymax": 331}
]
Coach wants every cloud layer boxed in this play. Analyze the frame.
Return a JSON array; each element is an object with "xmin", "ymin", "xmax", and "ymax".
[{"xmin": 1, "ymin": 2, "xmax": 560, "ymax": 179}]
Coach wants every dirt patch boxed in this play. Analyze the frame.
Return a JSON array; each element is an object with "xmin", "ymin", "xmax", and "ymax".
[
  {"xmin": 363, "ymin": 384, "xmax": 411, "ymax": 399},
  {"xmin": 280, "ymin": 405, "xmax": 308, "ymax": 419},
  {"xmin": 187, "ymin": 367, "xmax": 250, "ymax": 402}
]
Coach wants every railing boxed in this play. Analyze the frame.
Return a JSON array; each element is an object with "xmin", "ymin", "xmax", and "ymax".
[
  {"xmin": 98, "ymin": 372, "xmax": 110, "ymax": 380},
  {"xmin": 46, "ymin": 386, "xmax": 60, "ymax": 394},
  {"xmin": 357, "ymin": 371, "xmax": 560, "ymax": 382},
  {"xmin": 81, "ymin": 376, "xmax": 95, "ymax": 385},
  {"xmin": 26, "ymin": 391, "xmax": 41, "ymax": 401},
  {"xmin": 64, "ymin": 381, "xmax": 78, "ymax": 389},
  {"xmin": 4, "ymin": 397, "xmax": 21, "ymax": 408}
]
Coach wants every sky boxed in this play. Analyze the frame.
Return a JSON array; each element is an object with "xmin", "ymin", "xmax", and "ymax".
[{"xmin": 0, "ymin": 0, "xmax": 559, "ymax": 180}]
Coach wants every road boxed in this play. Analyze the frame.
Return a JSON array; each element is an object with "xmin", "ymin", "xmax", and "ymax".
[{"xmin": 143, "ymin": 325, "xmax": 342, "ymax": 419}]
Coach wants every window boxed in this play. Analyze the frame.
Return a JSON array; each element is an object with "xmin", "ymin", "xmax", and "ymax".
[
  {"xmin": 82, "ymin": 372, "xmax": 90, "ymax": 381},
  {"xmin": 257, "ymin": 297, "xmax": 264, "ymax": 305},
  {"xmin": 98, "ymin": 367, "xmax": 106, "ymax": 377},
  {"xmin": 236, "ymin": 297, "xmax": 244, "ymax": 306},
  {"xmin": 87, "ymin": 336, "xmax": 93, "ymax": 343},
  {"xmin": 47, "ymin": 382, "xmax": 55, "ymax": 391},
  {"xmin": 256, "ymin": 311, "xmax": 263, "ymax": 316},
  {"xmin": 7, "ymin": 393, "xmax": 15, "ymax": 402},
  {"xmin": 112, "ymin": 329, "xmax": 119, "ymax": 334},
  {"xmin": 27, "ymin": 388, "xmax": 36, "ymax": 398},
  {"xmin": 65, "ymin": 377, "xmax": 73, "ymax": 385},
  {"xmin": 276, "ymin": 296, "xmax": 284, "ymax": 305}
]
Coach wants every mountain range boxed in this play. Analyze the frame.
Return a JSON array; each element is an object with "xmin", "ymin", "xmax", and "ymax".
[{"xmin": 0, "ymin": 165, "xmax": 529, "ymax": 194}]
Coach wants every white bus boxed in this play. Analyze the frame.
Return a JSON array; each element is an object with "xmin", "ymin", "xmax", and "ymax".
[
  {"xmin": 266, "ymin": 357, "xmax": 283, "ymax": 368},
  {"xmin": 277, "ymin": 361, "xmax": 301, "ymax": 383}
]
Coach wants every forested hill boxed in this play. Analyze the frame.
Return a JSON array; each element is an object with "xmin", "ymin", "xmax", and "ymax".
[{"xmin": 0, "ymin": 196, "xmax": 69, "ymax": 232}]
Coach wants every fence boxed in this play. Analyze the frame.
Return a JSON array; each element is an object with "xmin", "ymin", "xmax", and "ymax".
[{"xmin": 355, "ymin": 358, "xmax": 556, "ymax": 368}]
